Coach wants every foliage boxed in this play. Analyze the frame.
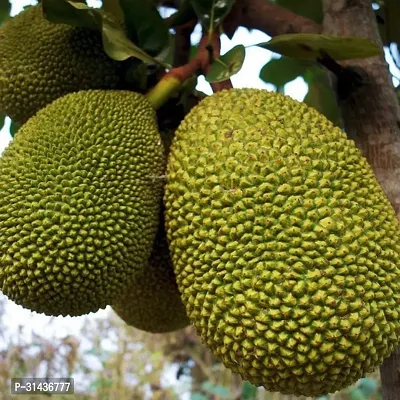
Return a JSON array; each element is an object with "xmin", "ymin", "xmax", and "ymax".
[
  {"xmin": 256, "ymin": 34, "xmax": 380, "ymax": 60},
  {"xmin": 206, "ymin": 45, "xmax": 246, "ymax": 83}
]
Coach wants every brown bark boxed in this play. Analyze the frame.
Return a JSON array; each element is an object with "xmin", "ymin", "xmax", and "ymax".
[
  {"xmin": 323, "ymin": 0, "xmax": 400, "ymax": 217},
  {"xmin": 161, "ymin": 0, "xmax": 321, "ymax": 38},
  {"xmin": 223, "ymin": 0, "xmax": 321, "ymax": 38},
  {"xmin": 173, "ymin": 20, "xmax": 196, "ymax": 68},
  {"xmin": 322, "ymin": 1, "xmax": 400, "ymax": 399},
  {"xmin": 381, "ymin": 346, "xmax": 400, "ymax": 400}
]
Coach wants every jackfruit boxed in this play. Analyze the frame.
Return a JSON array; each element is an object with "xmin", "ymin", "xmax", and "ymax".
[
  {"xmin": 112, "ymin": 208, "xmax": 190, "ymax": 333},
  {"xmin": 164, "ymin": 88, "xmax": 400, "ymax": 396},
  {"xmin": 0, "ymin": 89, "xmax": 165, "ymax": 317},
  {"xmin": 0, "ymin": 4, "xmax": 123, "ymax": 125},
  {"xmin": 113, "ymin": 128, "xmax": 188, "ymax": 333}
]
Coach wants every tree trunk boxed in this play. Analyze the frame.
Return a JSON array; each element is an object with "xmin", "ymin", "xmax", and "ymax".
[{"xmin": 322, "ymin": 1, "xmax": 400, "ymax": 399}]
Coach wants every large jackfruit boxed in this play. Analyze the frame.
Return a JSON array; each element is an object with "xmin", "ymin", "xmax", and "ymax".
[
  {"xmin": 112, "ymin": 208, "xmax": 190, "ymax": 333},
  {"xmin": 164, "ymin": 89, "xmax": 400, "ymax": 396},
  {"xmin": 0, "ymin": 4, "xmax": 123, "ymax": 125},
  {"xmin": 0, "ymin": 90, "xmax": 165, "ymax": 317},
  {"xmin": 112, "ymin": 129, "xmax": 189, "ymax": 334}
]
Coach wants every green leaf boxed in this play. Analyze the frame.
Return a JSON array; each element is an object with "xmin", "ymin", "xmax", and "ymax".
[
  {"xmin": 10, "ymin": 120, "xmax": 20, "ymax": 138},
  {"xmin": 303, "ymin": 66, "xmax": 342, "ymax": 127},
  {"xmin": 43, "ymin": 0, "xmax": 159, "ymax": 64},
  {"xmin": 259, "ymin": 56, "xmax": 311, "ymax": 89},
  {"xmin": 190, "ymin": 393, "xmax": 209, "ymax": 400},
  {"xmin": 201, "ymin": 381, "xmax": 234, "ymax": 399},
  {"xmin": 206, "ymin": 45, "xmax": 245, "ymax": 83},
  {"xmin": 241, "ymin": 381, "xmax": 258, "ymax": 400},
  {"xmin": 101, "ymin": 16, "xmax": 159, "ymax": 63},
  {"xmin": 358, "ymin": 378, "xmax": 378, "ymax": 397},
  {"xmin": 119, "ymin": 0, "xmax": 169, "ymax": 56},
  {"xmin": 0, "ymin": 0, "xmax": 10, "ymax": 24},
  {"xmin": 169, "ymin": 0, "xmax": 196, "ymax": 28},
  {"xmin": 190, "ymin": 0, "xmax": 235, "ymax": 31},
  {"xmin": 43, "ymin": 0, "xmax": 98, "ymax": 29},
  {"xmin": 275, "ymin": 0, "xmax": 323, "ymax": 24},
  {"xmin": 375, "ymin": 8, "xmax": 389, "ymax": 46},
  {"xmin": 102, "ymin": 0, "xmax": 124, "ymax": 22},
  {"xmin": 383, "ymin": 0, "xmax": 400, "ymax": 47},
  {"xmin": 255, "ymin": 34, "xmax": 381, "ymax": 60},
  {"xmin": 0, "ymin": 114, "xmax": 5, "ymax": 131}
]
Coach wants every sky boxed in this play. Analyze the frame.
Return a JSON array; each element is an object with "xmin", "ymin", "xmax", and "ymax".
[{"xmin": 0, "ymin": 0, "xmax": 399, "ymax": 395}]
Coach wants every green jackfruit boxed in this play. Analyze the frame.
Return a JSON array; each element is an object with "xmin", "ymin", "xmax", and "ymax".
[
  {"xmin": 113, "ymin": 128, "xmax": 188, "ymax": 333},
  {"xmin": 164, "ymin": 88, "xmax": 400, "ymax": 396},
  {"xmin": 112, "ymin": 208, "xmax": 190, "ymax": 333},
  {"xmin": 0, "ymin": 89, "xmax": 165, "ymax": 317},
  {"xmin": 0, "ymin": 4, "xmax": 123, "ymax": 125}
]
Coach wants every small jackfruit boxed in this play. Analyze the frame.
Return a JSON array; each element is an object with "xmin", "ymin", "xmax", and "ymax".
[
  {"xmin": 0, "ymin": 4, "xmax": 123, "ymax": 125},
  {"xmin": 164, "ymin": 89, "xmax": 400, "ymax": 396},
  {"xmin": 0, "ymin": 89, "xmax": 165, "ymax": 317},
  {"xmin": 112, "ymin": 208, "xmax": 190, "ymax": 333}
]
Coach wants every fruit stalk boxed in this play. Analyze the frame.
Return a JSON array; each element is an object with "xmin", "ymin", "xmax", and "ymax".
[{"xmin": 145, "ymin": 32, "xmax": 232, "ymax": 110}]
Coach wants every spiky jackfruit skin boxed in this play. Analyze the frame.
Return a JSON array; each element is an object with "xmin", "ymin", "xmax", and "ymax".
[
  {"xmin": 0, "ymin": 4, "xmax": 123, "ymax": 125},
  {"xmin": 0, "ymin": 90, "xmax": 165, "ymax": 317},
  {"xmin": 112, "ymin": 210, "xmax": 190, "ymax": 333},
  {"xmin": 113, "ymin": 130, "xmax": 188, "ymax": 333},
  {"xmin": 164, "ymin": 89, "xmax": 400, "ymax": 396}
]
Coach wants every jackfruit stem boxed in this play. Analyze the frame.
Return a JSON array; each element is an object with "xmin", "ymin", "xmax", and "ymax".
[
  {"xmin": 145, "ymin": 75, "xmax": 182, "ymax": 110},
  {"xmin": 145, "ymin": 33, "xmax": 214, "ymax": 110},
  {"xmin": 145, "ymin": 31, "xmax": 236, "ymax": 110},
  {"xmin": 145, "ymin": 32, "xmax": 234, "ymax": 110}
]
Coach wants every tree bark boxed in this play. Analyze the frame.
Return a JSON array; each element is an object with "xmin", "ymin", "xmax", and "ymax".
[
  {"xmin": 322, "ymin": 1, "xmax": 400, "ymax": 399},
  {"xmin": 322, "ymin": 0, "xmax": 400, "ymax": 217}
]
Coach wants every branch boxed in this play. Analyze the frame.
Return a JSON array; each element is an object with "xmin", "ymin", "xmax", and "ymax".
[
  {"xmin": 223, "ymin": 0, "xmax": 321, "ymax": 38},
  {"xmin": 146, "ymin": 32, "xmax": 224, "ymax": 108},
  {"xmin": 173, "ymin": 20, "xmax": 196, "ymax": 67},
  {"xmin": 322, "ymin": 2, "xmax": 400, "ymax": 400}
]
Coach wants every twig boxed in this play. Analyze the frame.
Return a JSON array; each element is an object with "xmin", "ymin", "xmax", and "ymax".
[
  {"xmin": 163, "ymin": 0, "xmax": 320, "ymax": 41},
  {"xmin": 223, "ymin": 0, "xmax": 321, "ymax": 38},
  {"xmin": 146, "ymin": 33, "xmax": 224, "ymax": 108}
]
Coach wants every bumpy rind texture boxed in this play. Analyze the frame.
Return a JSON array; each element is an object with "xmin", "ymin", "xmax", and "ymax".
[
  {"xmin": 113, "ymin": 129, "xmax": 189, "ymax": 333},
  {"xmin": 112, "ymin": 209, "xmax": 190, "ymax": 333},
  {"xmin": 0, "ymin": 4, "xmax": 123, "ymax": 125},
  {"xmin": 0, "ymin": 90, "xmax": 165, "ymax": 317},
  {"xmin": 164, "ymin": 89, "xmax": 400, "ymax": 396}
]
